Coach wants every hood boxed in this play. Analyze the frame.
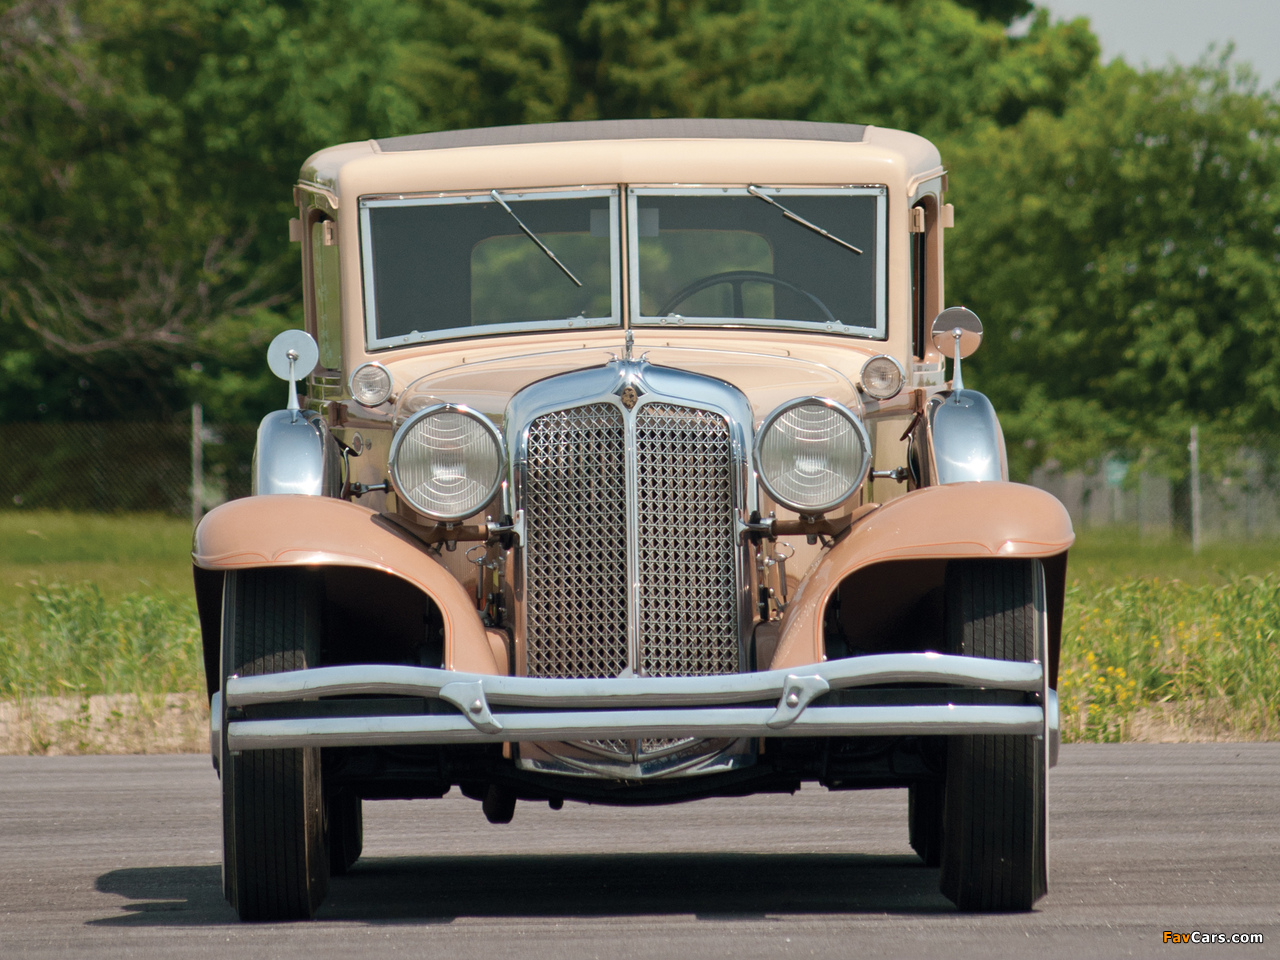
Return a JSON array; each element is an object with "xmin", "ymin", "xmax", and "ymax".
[{"xmin": 392, "ymin": 344, "xmax": 865, "ymax": 428}]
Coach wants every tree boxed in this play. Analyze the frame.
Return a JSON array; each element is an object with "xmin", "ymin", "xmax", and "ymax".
[
  {"xmin": 558, "ymin": 1, "xmax": 1096, "ymax": 135},
  {"xmin": 948, "ymin": 57, "xmax": 1280, "ymax": 481},
  {"xmin": 0, "ymin": 0, "xmax": 570, "ymax": 420}
]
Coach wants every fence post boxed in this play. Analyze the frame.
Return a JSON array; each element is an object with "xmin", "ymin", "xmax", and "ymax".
[
  {"xmin": 1189, "ymin": 424, "xmax": 1202, "ymax": 554},
  {"xmin": 192, "ymin": 402, "xmax": 204, "ymax": 526}
]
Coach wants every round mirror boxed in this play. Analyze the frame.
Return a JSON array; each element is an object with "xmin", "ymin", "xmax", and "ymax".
[
  {"xmin": 930, "ymin": 306, "xmax": 983, "ymax": 360},
  {"xmin": 267, "ymin": 329, "xmax": 319, "ymax": 381}
]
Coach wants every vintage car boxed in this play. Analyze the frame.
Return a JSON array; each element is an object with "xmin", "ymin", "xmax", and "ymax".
[{"xmin": 192, "ymin": 118, "xmax": 1073, "ymax": 921}]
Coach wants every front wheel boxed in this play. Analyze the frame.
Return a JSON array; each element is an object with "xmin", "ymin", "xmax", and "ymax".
[
  {"xmin": 938, "ymin": 559, "xmax": 1047, "ymax": 911},
  {"xmin": 221, "ymin": 569, "xmax": 330, "ymax": 921},
  {"xmin": 327, "ymin": 789, "xmax": 363, "ymax": 875}
]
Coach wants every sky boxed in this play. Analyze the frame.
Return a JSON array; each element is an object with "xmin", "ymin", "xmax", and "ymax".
[{"xmin": 1025, "ymin": 0, "xmax": 1280, "ymax": 89}]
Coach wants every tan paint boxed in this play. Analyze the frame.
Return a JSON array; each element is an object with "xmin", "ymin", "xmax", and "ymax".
[
  {"xmin": 393, "ymin": 342, "xmax": 871, "ymax": 427},
  {"xmin": 770, "ymin": 482, "xmax": 1075, "ymax": 670},
  {"xmin": 193, "ymin": 495, "xmax": 499, "ymax": 674},
  {"xmin": 298, "ymin": 135, "xmax": 925, "ymax": 388}
]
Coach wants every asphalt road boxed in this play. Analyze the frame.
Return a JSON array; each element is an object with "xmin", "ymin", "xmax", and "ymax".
[{"xmin": 1, "ymin": 744, "xmax": 1276, "ymax": 959}]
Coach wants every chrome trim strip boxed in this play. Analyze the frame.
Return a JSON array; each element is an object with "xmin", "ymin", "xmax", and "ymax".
[
  {"xmin": 225, "ymin": 652, "xmax": 1043, "ymax": 707},
  {"xmin": 227, "ymin": 704, "xmax": 1045, "ymax": 750}
]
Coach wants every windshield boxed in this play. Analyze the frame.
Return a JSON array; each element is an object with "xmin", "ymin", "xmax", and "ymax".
[
  {"xmin": 360, "ymin": 189, "xmax": 620, "ymax": 348},
  {"xmin": 629, "ymin": 187, "xmax": 886, "ymax": 338}
]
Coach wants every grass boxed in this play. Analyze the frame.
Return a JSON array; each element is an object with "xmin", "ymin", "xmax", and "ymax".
[
  {"xmin": 1058, "ymin": 527, "xmax": 1280, "ymax": 742},
  {"xmin": 0, "ymin": 510, "xmax": 194, "ymax": 604},
  {"xmin": 1066, "ymin": 526, "xmax": 1280, "ymax": 587},
  {"xmin": 0, "ymin": 511, "xmax": 201, "ymax": 699},
  {"xmin": 0, "ymin": 582, "xmax": 202, "ymax": 699},
  {"xmin": 0, "ymin": 511, "xmax": 1276, "ymax": 746},
  {"xmin": 0, "ymin": 511, "xmax": 203, "ymax": 753}
]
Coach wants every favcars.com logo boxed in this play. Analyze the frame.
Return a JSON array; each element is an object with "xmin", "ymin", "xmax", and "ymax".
[{"xmin": 1164, "ymin": 931, "xmax": 1265, "ymax": 944}]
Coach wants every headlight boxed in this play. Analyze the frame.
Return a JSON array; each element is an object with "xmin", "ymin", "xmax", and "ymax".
[
  {"xmin": 755, "ymin": 398, "xmax": 870, "ymax": 514},
  {"xmin": 349, "ymin": 362, "xmax": 393, "ymax": 406},
  {"xmin": 859, "ymin": 354, "xmax": 905, "ymax": 400},
  {"xmin": 389, "ymin": 404, "xmax": 504, "ymax": 521}
]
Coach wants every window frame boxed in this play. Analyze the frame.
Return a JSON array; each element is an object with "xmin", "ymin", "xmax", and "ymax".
[
  {"xmin": 627, "ymin": 185, "xmax": 888, "ymax": 340},
  {"xmin": 358, "ymin": 187, "xmax": 622, "ymax": 351}
]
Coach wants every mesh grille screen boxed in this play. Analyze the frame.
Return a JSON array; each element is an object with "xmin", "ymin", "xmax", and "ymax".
[
  {"xmin": 522, "ymin": 399, "xmax": 738, "ymax": 681},
  {"xmin": 636, "ymin": 404, "xmax": 739, "ymax": 677},
  {"xmin": 523, "ymin": 404, "xmax": 628, "ymax": 678}
]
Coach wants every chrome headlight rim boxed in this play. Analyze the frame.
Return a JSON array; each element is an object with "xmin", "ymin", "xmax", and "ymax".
[
  {"xmin": 859, "ymin": 353, "xmax": 906, "ymax": 401},
  {"xmin": 348, "ymin": 361, "xmax": 394, "ymax": 407},
  {"xmin": 753, "ymin": 396, "xmax": 872, "ymax": 516},
  {"xmin": 389, "ymin": 402, "xmax": 506, "ymax": 522}
]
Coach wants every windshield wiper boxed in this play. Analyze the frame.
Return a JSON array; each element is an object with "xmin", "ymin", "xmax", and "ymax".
[
  {"xmin": 489, "ymin": 189, "xmax": 583, "ymax": 287},
  {"xmin": 747, "ymin": 185, "xmax": 863, "ymax": 256}
]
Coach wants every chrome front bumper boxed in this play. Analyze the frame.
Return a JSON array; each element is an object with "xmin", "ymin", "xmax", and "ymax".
[{"xmin": 217, "ymin": 652, "xmax": 1060, "ymax": 765}]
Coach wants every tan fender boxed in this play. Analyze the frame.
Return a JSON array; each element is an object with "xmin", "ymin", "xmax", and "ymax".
[
  {"xmin": 193, "ymin": 495, "xmax": 498, "ymax": 674},
  {"xmin": 773, "ymin": 482, "xmax": 1074, "ymax": 670}
]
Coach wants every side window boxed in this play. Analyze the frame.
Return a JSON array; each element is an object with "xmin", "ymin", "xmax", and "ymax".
[{"xmin": 310, "ymin": 217, "xmax": 341, "ymax": 370}]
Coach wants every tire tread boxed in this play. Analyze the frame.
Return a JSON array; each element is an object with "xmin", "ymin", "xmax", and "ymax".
[
  {"xmin": 224, "ymin": 569, "xmax": 328, "ymax": 921},
  {"xmin": 939, "ymin": 559, "xmax": 1047, "ymax": 912}
]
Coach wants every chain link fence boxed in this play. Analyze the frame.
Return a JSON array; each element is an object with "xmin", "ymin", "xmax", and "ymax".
[
  {"xmin": 2, "ymin": 419, "xmax": 1278, "ymax": 543},
  {"xmin": 1029, "ymin": 442, "xmax": 1280, "ymax": 542},
  {"xmin": 0, "ymin": 420, "xmax": 256, "ymax": 517}
]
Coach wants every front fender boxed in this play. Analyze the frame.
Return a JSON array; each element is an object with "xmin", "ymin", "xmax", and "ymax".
[
  {"xmin": 193, "ymin": 495, "xmax": 494, "ymax": 674},
  {"xmin": 773, "ymin": 482, "xmax": 1074, "ymax": 671}
]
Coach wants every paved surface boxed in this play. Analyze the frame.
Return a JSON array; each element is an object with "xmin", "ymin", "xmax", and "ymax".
[{"xmin": 0, "ymin": 744, "xmax": 1276, "ymax": 958}]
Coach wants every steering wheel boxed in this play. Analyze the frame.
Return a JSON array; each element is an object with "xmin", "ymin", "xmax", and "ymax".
[{"xmin": 655, "ymin": 270, "xmax": 837, "ymax": 324}]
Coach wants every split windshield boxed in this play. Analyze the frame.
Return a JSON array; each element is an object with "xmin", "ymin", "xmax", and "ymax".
[
  {"xmin": 359, "ymin": 185, "xmax": 885, "ymax": 349},
  {"xmin": 361, "ymin": 190, "xmax": 620, "ymax": 349},
  {"xmin": 630, "ymin": 187, "xmax": 885, "ymax": 337}
]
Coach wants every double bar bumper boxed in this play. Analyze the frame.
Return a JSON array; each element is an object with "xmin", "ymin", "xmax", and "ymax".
[{"xmin": 217, "ymin": 652, "xmax": 1058, "ymax": 761}]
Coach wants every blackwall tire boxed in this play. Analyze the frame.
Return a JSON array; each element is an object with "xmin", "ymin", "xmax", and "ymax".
[
  {"xmin": 908, "ymin": 781, "xmax": 944, "ymax": 868},
  {"xmin": 221, "ymin": 569, "xmax": 330, "ymax": 921},
  {"xmin": 938, "ymin": 559, "xmax": 1048, "ymax": 912},
  {"xmin": 327, "ymin": 790, "xmax": 363, "ymax": 876}
]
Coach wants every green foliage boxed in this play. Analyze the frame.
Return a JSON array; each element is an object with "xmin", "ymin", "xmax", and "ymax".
[
  {"xmin": 0, "ymin": 0, "xmax": 570, "ymax": 420},
  {"xmin": 1059, "ymin": 574, "xmax": 1280, "ymax": 742},
  {"xmin": 1, "ymin": 0, "xmax": 1275, "ymax": 484},
  {"xmin": 0, "ymin": 582, "xmax": 202, "ymax": 697},
  {"xmin": 563, "ymin": 1, "xmax": 1095, "ymax": 134},
  {"xmin": 950, "ymin": 57, "xmax": 1280, "ymax": 478}
]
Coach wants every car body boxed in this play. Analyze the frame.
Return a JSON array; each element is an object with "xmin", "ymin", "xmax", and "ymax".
[{"xmin": 193, "ymin": 118, "xmax": 1073, "ymax": 920}]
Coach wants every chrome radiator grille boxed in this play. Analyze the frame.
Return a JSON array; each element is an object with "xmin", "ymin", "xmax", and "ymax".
[
  {"xmin": 635, "ymin": 404, "xmax": 738, "ymax": 677},
  {"xmin": 521, "ymin": 400, "xmax": 739, "ymax": 680},
  {"xmin": 523, "ymin": 404, "xmax": 628, "ymax": 679}
]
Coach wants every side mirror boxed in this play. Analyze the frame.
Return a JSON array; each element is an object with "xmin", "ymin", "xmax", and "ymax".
[
  {"xmin": 930, "ymin": 307, "xmax": 983, "ymax": 392},
  {"xmin": 267, "ymin": 329, "xmax": 319, "ymax": 419}
]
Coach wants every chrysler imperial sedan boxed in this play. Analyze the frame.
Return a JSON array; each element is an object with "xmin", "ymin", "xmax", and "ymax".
[{"xmin": 192, "ymin": 118, "xmax": 1073, "ymax": 921}]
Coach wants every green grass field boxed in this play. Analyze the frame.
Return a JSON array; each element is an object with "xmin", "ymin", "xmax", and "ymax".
[{"xmin": 0, "ymin": 511, "xmax": 1276, "ymax": 741}]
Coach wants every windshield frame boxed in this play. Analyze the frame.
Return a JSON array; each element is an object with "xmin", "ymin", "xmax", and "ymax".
[
  {"xmin": 359, "ymin": 186, "xmax": 622, "ymax": 351},
  {"xmin": 627, "ymin": 185, "xmax": 888, "ymax": 340}
]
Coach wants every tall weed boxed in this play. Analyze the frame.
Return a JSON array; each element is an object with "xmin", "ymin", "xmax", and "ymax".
[
  {"xmin": 0, "ymin": 582, "xmax": 202, "ymax": 698},
  {"xmin": 1059, "ymin": 574, "xmax": 1280, "ymax": 741}
]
